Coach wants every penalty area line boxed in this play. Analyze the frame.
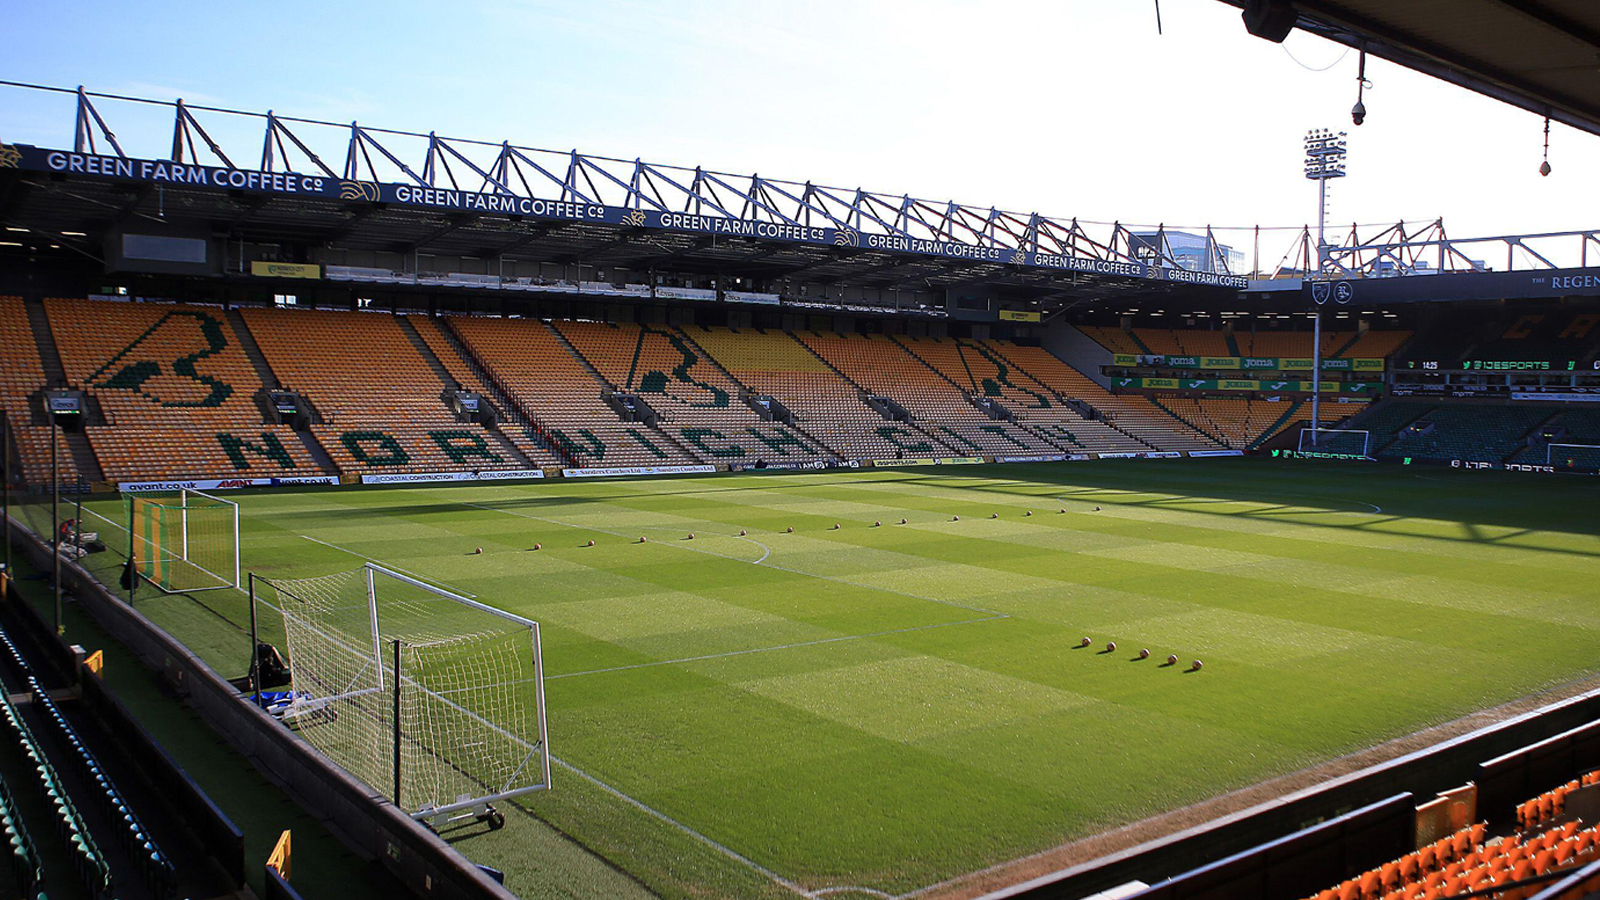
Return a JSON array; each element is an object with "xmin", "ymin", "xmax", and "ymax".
[
  {"xmin": 551, "ymin": 755, "xmax": 892, "ymax": 899},
  {"xmin": 298, "ymin": 535, "xmax": 479, "ymax": 598}
]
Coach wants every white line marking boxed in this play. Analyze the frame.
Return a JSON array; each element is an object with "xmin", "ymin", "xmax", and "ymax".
[
  {"xmin": 298, "ymin": 535, "xmax": 478, "ymax": 598},
  {"xmin": 549, "ymin": 615, "xmax": 1007, "ymax": 680},
  {"xmin": 549, "ymin": 755, "xmax": 813, "ymax": 896}
]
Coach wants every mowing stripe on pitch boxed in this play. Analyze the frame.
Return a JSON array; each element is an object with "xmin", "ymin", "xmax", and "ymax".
[
  {"xmin": 448, "ymin": 497, "xmax": 1008, "ymax": 617},
  {"xmin": 298, "ymin": 535, "xmax": 478, "ymax": 598},
  {"xmin": 550, "ymin": 614, "xmax": 1008, "ymax": 680}
]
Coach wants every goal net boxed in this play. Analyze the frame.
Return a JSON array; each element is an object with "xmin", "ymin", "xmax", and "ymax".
[
  {"xmin": 1297, "ymin": 428, "xmax": 1371, "ymax": 457},
  {"xmin": 127, "ymin": 489, "xmax": 240, "ymax": 593},
  {"xmin": 259, "ymin": 563, "xmax": 549, "ymax": 824},
  {"xmin": 1546, "ymin": 443, "xmax": 1600, "ymax": 470}
]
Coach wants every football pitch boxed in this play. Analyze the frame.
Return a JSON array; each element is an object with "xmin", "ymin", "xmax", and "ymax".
[{"xmin": 58, "ymin": 458, "xmax": 1600, "ymax": 899}]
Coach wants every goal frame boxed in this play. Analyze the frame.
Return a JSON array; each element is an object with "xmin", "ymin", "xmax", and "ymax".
[
  {"xmin": 260, "ymin": 562, "xmax": 551, "ymax": 825},
  {"xmin": 127, "ymin": 488, "xmax": 241, "ymax": 593},
  {"xmin": 1545, "ymin": 442, "xmax": 1600, "ymax": 469},
  {"xmin": 1297, "ymin": 427, "xmax": 1371, "ymax": 457}
]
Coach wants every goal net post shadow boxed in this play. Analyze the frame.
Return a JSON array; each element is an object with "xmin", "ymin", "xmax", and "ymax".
[
  {"xmin": 1297, "ymin": 428, "xmax": 1372, "ymax": 458},
  {"xmin": 126, "ymin": 488, "xmax": 240, "ymax": 593},
  {"xmin": 1545, "ymin": 443, "xmax": 1600, "ymax": 469},
  {"xmin": 257, "ymin": 562, "xmax": 550, "ymax": 827}
]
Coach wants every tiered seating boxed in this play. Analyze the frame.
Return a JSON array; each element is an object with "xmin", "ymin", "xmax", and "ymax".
[
  {"xmin": 895, "ymin": 336, "xmax": 1138, "ymax": 456},
  {"xmin": 1156, "ymin": 398, "xmax": 1305, "ymax": 449},
  {"xmin": 685, "ymin": 326, "xmax": 940, "ymax": 460},
  {"xmin": 0, "ymin": 773, "xmax": 43, "ymax": 899},
  {"xmin": 404, "ymin": 316, "xmax": 561, "ymax": 468},
  {"xmin": 1377, "ymin": 404, "xmax": 1550, "ymax": 464},
  {"xmin": 1518, "ymin": 771, "xmax": 1600, "ymax": 833},
  {"xmin": 242, "ymin": 308, "xmax": 526, "ymax": 476},
  {"xmin": 44, "ymin": 298, "xmax": 321, "ymax": 483},
  {"xmin": 1340, "ymin": 330, "xmax": 1411, "ymax": 359},
  {"xmin": 448, "ymin": 317, "xmax": 699, "ymax": 468},
  {"xmin": 797, "ymin": 333, "xmax": 1060, "ymax": 456},
  {"xmin": 1468, "ymin": 312, "xmax": 1600, "ymax": 364},
  {"xmin": 1301, "ymin": 819, "xmax": 1600, "ymax": 900},
  {"xmin": 1506, "ymin": 408, "xmax": 1600, "ymax": 467},
  {"xmin": 0, "ymin": 296, "xmax": 78, "ymax": 487},
  {"xmin": 1130, "ymin": 329, "xmax": 1232, "ymax": 357},
  {"xmin": 0, "ymin": 628, "xmax": 113, "ymax": 898},
  {"xmin": 1078, "ymin": 325, "xmax": 1142, "ymax": 355},
  {"xmin": 555, "ymin": 321, "xmax": 829, "ymax": 465},
  {"xmin": 980, "ymin": 341, "xmax": 1218, "ymax": 452}
]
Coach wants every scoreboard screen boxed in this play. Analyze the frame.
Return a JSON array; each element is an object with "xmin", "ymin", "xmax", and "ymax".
[{"xmin": 1406, "ymin": 359, "xmax": 1586, "ymax": 372}]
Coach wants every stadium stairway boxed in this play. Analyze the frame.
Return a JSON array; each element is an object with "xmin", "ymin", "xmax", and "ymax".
[
  {"xmin": 435, "ymin": 317, "xmax": 576, "ymax": 467},
  {"xmin": 1327, "ymin": 330, "xmax": 1364, "ymax": 359},
  {"xmin": 1126, "ymin": 326, "xmax": 1153, "ymax": 355},
  {"xmin": 546, "ymin": 321, "xmax": 615, "ymax": 389},
  {"xmin": 394, "ymin": 316, "xmax": 544, "ymax": 468},
  {"xmin": 23, "ymin": 298, "xmax": 67, "ymax": 393},
  {"xmin": 672, "ymin": 327, "xmax": 841, "ymax": 460},
  {"xmin": 1224, "ymin": 330, "xmax": 1242, "ymax": 356},
  {"xmin": 1251, "ymin": 401, "xmax": 1305, "ymax": 449},
  {"xmin": 295, "ymin": 431, "xmax": 339, "ymax": 474},
  {"xmin": 395, "ymin": 314, "xmax": 462, "ymax": 391},
  {"xmin": 22, "ymin": 299, "xmax": 104, "ymax": 484},
  {"xmin": 1150, "ymin": 397, "xmax": 1225, "ymax": 444},
  {"xmin": 225, "ymin": 308, "xmax": 281, "ymax": 390}
]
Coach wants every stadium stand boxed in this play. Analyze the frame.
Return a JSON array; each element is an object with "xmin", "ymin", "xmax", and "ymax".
[
  {"xmin": 43, "ymin": 298, "xmax": 323, "ymax": 483},
  {"xmin": 240, "ymin": 307, "xmax": 532, "ymax": 476},
  {"xmin": 1417, "ymin": 311, "xmax": 1600, "ymax": 366},
  {"xmin": 402, "ymin": 315, "xmax": 563, "ymax": 468},
  {"xmin": 1, "ymin": 296, "xmax": 78, "ymax": 487},
  {"xmin": 446, "ymin": 316, "xmax": 701, "ymax": 468},
  {"xmin": 554, "ymin": 321, "xmax": 830, "ymax": 465},
  {"xmin": 1376, "ymin": 403, "xmax": 1551, "ymax": 464},
  {"xmin": 0, "ymin": 769, "xmax": 42, "ymax": 900},
  {"xmin": 893, "ymin": 335, "xmax": 1163, "ymax": 455},
  {"xmin": 1512, "ymin": 408, "xmax": 1600, "ymax": 469},
  {"xmin": 1081, "ymin": 325, "xmax": 1410, "ymax": 362},
  {"xmin": 0, "ymin": 625, "xmax": 114, "ymax": 898},
  {"xmin": 795, "ymin": 332, "xmax": 1064, "ymax": 456},
  {"xmin": 978, "ymin": 340, "xmax": 1221, "ymax": 452},
  {"xmin": 1078, "ymin": 325, "xmax": 1142, "ymax": 356},
  {"xmin": 1153, "ymin": 397, "xmax": 1306, "ymax": 449},
  {"xmin": 684, "ymin": 326, "xmax": 942, "ymax": 460}
]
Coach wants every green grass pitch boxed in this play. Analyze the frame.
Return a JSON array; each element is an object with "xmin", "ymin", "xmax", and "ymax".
[{"xmin": 55, "ymin": 458, "xmax": 1600, "ymax": 899}]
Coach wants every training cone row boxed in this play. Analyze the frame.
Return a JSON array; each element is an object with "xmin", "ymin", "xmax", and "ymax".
[{"xmin": 504, "ymin": 509, "xmax": 1108, "ymax": 551}]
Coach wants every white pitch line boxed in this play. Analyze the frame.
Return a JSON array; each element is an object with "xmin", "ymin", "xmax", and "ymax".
[
  {"xmin": 298, "ymin": 535, "xmax": 479, "ymax": 598},
  {"xmin": 549, "ymin": 615, "xmax": 1008, "ymax": 680},
  {"xmin": 549, "ymin": 755, "xmax": 813, "ymax": 897}
]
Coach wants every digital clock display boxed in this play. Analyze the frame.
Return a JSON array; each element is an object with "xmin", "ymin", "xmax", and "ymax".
[{"xmin": 1407, "ymin": 359, "xmax": 1579, "ymax": 371}]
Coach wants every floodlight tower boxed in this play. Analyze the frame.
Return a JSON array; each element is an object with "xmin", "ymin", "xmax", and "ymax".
[
  {"xmin": 1303, "ymin": 128, "xmax": 1348, "ymax": 445},
  {"xmin": 1303, "ymin": 128, "xmax": 1347, "ymax": 262}
]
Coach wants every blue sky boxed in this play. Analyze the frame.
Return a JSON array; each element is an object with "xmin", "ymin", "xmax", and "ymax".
[{"xmin": 2, "ymin": 0, "xmax": 1593, "ymax": 265}]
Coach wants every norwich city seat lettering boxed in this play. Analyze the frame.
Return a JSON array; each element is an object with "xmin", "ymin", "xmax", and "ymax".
[{"xmin": 89, "ymin": 310, "xmax": 234, "ymax": 407}]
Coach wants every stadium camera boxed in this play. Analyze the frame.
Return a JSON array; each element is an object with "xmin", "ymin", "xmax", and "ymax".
[{"xmin": 1351, "ymin": 99, "xmax": 1366, "ymax": 126}]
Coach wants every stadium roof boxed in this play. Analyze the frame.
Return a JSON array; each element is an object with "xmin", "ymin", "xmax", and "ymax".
[
  {"xmin": 1219, "ymin": 0, "xmax": 1600, "ymax": 136},
  {"xmin": 0, "ymin": 83, "xmax": 1250, "ymax": 315}
]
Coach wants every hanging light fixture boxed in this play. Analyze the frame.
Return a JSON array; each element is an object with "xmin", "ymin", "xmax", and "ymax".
[{"xmin": 1540, "ymin": 116, "xmax": 1552, "ymax": 177}]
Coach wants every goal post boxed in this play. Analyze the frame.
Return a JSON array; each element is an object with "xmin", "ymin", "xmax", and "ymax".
[
  {"xmin": 1545, "ymin": 443, "xmax": 1600, "ymax": 470},
  {"xmin": 259, "ymin": 563, "xmax": 549, "ymax": 827},
  {"xmin": 1297, "ymin": 428, "xmax": 1371, "ymax": 457},
  {"xmin": 127, "ymin": 488, "xmax": 240, "ymax": 593}
]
